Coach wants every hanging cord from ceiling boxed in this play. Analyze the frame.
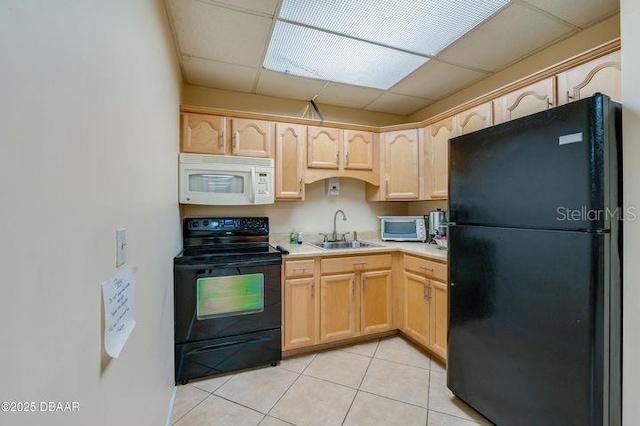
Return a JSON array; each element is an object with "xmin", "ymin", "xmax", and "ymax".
[{"xmin": 301, "ymin": 81, "xmax": 329, "ymax": 122}]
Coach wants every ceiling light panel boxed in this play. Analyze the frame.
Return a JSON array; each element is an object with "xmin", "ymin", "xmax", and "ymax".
[
  {"xmin": 263, "ymin": 21, "xmax": 429, "ymax": 89},
  {"xmin": 279, "ymin": 0, "xmax": 509, "ymax": 56}
]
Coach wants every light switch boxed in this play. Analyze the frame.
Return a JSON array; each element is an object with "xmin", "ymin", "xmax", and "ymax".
[{"xmin": 116, "ymin": 228, "xmax": 127, "ymax": 267}]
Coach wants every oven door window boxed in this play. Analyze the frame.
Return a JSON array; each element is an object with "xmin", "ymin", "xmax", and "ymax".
[
  {"xmin": 196, "ymin": 273, "xmax": 264, "ymax": 320},
  {"xmin": 189, "ymin": 173, "xmax": 245, "ymax": 195}
]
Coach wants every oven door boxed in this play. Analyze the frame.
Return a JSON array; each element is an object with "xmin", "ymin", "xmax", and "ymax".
[{"xmin": 174, "ymin": 260, "xmax": 281, "ymax": 344}]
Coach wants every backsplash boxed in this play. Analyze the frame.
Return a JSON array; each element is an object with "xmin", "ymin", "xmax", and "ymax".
[{"xmin": 182, "ymin": 178, "xmax": 408, "ymax": 234}]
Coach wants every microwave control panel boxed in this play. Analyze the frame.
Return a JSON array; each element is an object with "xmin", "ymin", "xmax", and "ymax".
[{"xmin": 257, "ymin": 173, "xmax": 270, "ymax": 196}]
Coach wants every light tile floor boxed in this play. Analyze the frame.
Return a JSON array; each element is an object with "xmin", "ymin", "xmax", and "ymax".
[{"xmin": 171, "ymin": 335, "xmax": 490, "ymax": 426}]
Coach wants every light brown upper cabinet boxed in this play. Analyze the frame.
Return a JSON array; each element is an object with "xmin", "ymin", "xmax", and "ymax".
[
  {"xmin": 456, "ymin": 102, "xmax": 493, "ymax": 135},
  {"xmin": 423, "ymin": 117, "xmax": 456, "ymax": 200},
  {"xmin": 343, "ymin": 130, "xmax": 374, "ymax": 171},
  {"xmin": 307, "ymin": 126, "xmax": 342, "ymax": 169},
  {"xmin": 557, "ymin": 50, "xmax": 621, "ymax": 105},
  {"xmin": 275, "ymin": 123, "xmax": 306, "ymax": 200},
  {"xmin": 380, "ymin": 129, "xmax": 420, "ymax": 200},
  {"xmin": 230, "ymin": 118, "xmax": 273, "ymax": 158},
  {"xmin": 181, "ymin": 113, "xmax": 227, "ymax": 154},
  {"xmin": 494, "ymin": 78, "xmax": 556, "ymax": 124}
]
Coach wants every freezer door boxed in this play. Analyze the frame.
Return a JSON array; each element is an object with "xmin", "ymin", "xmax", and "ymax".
[
  {"xmin": 449, "ymin": 95, "xmax": 618, "ymax": 231},
  {"xmin": 447, "ymin": 225, "xmax": 611, "ymax": 426}
]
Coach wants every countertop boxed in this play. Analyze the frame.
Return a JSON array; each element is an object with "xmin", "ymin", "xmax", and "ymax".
[{"xmin": 272, "ymin": 238, "xmax": 447, "ymax": 262}]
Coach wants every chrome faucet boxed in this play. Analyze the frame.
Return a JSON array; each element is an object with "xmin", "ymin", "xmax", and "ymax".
[{"xmin": 332, "ymin": 209, "xmax": 347, "ymax": 242}]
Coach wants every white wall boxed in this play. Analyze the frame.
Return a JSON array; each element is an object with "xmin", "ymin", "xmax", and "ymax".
[
  {"xmin": 183, "ymin": 178, "xmax": 408, "ymax": 238},
  {"xmin": 620, "ymin": 2, "xmax": 640, "ymax": 423},
  {"xmin": 0, "ymin": 2, "xmax": 181, "ymax": 425}
]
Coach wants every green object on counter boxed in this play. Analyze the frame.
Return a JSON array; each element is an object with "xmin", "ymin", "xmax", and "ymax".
[{"xmin": 289, "ymin": 230, "xmax": 298, "ymax": 244}]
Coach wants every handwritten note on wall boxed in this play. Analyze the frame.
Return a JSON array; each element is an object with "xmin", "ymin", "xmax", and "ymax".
[{"xmin": 102, "ymin": 266, "xmax": 137, "ymax": 358}]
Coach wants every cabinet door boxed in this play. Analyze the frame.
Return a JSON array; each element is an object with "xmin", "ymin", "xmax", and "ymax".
[
  {"xmin": 283, "ymin": 277, "xmax": 318, "ymax": 350},
  {"xmin": 307, "ymin": 126, "xmax": 341, "ymax": 169},
  {"xmin": 495, "ymin": 78, "xmax": 555, "ymax": 124},
  {"xmin": 424, "ymin": 117, "xmax": 455, "ymax": 199},
  {"xmin": 383, "ymin": 129, "xmax": 420, "ymax": 200},
  {"xmin": 456, "ymin": 102, "xmax": 493, "ymax": 136},
  {"xmin": 181, "ymin": 113, "xmax": 227, "ymax": 154},
  {"xmin": 275, "ymin": 123, "xmax": 305, "ymax": 200},
  {"xmin": 344, "ymin": 130, "xmax": 374, "ymax": 170},
  {"xmin": 428, "ymin": 280, "xmax": 448, "ymax": 359},
  {"xmin": 230, "ymin": 118, "xmax": 273, "ymax": 158},
  {"xmin": 557, "ymin": 51, "xmax": 621, "ymax": 105},
  {"xmin": 361, "ymin": 270, "xmax": 393, "ymax": 335},
  {"xmin": 320, "ymin": 273, "xmax": 359, "ymax": 342},
  {"xmin": 402, "ymin": 271, "xmax": 429, "ymax": 346}
]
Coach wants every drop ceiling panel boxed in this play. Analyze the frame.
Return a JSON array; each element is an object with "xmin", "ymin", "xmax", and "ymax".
[
  {"xmin": 205, "ymin": 0, "xmax": 279, "ymax": 15},
  {"xmin": 182, "ymin": 57, "xmax": 258, "ymax": 92},
  {"xmin": 522, "ymin": 0, "xmax": 619, "ymax": 28},
  {"xmin": 256, "ymin": 70, "xmax": 328, "ymax": 101},
  {"xmin": 167, "ymin": 0, "xmax": 272, "ymax": 67},
  {"xmin": 438, "ymin": 3, "xmax": 575, "ymax": 72},
  {"xmin": 314, "ymin": 83, "xmax": 385, "ymax": 109},
  {"xmin": 365, "ymin": 93, "xmax": 433, "ymax": 116},
  {"xmin": 390, "ymin": 60, "xmax": 488, "ymax": 100}
]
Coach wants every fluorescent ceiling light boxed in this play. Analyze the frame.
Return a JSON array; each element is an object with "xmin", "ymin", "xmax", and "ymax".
[
  {"xmin": 264, "ymin": 22, "xmax": 428, "ymax": 90},
  {"xmin": 263, "ymin": 0, "xmax": 509, "ymax": 90}
]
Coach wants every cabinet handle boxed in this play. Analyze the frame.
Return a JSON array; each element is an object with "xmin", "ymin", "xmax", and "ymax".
[
  {"xmin": 345, "ymin": 152, "xmax": 349, "ymax": 167},
  {"xmin": 219, "ymin": 131, "xmax": 225, "ymax": 149},
  {"xmin": 423, "ymin": 284, "xmax": 428, "ymax": 299},
  {"xmin": 311, "ymin": 282, "xmax": 315, "ymax": 298},
  {"xmin": 352, "ymin": 262, "xmax": 367, "ymax": 267},
  {"xmin": 424, "ymin": 284, "xmax": 432, "ymax": 300},
  {"xmin": 420, "ymin": 266, "xmax": 434, "ymax": 272},
  {"xmin": 385, "ymin": 178, "xmax": 390, "ymax": 196},
  {"xmin": 336, "ymin": 152, "xmax": 340, "ymax": 166},
  {"xmin": 546, "ymin": 98, "xmax": 553, "ymax": 109},
  {"xmin": 299, "ymin": 178, "xmax": 303, "ymax": 192},
  {"xmin": 567, "ymin": 90, "xmax": 575, "ymax": 103},
  {"xmin": 293, "ymin": 268, "xmax": 308, "ymax": 272},
  {"xmin": 233, "ymin": 131, "xmax": 239, "ymax": 150},
  {"xmin": 351, "ymin": 278, "xmax": 355, "ymax": 295}
]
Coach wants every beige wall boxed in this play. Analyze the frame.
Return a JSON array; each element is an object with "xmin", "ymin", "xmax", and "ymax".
[
  {"xmin": 183, "ymin": 179, "xmax": 408, "ymax": 238},
  {"xmin": 410, "ymin": 14, "xmax": 620, "ymax": 121},
  {"xmin": 0, "ymin": 2, "xmax": 181, "ymax": 425},
  {"xmin": 620, "ymin": 2, "xmax": 639, "ymax": 423},
  {"xmin": 182, "ymin": 84, "xmax": 408, "ymax": 126}
]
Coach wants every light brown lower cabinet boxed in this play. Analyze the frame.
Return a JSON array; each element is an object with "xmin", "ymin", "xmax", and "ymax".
[
  {"xmin": 283, "ymin": 276, "xmax": 318, "ymax": 350},
  {"xmin": 282, "ymin": 253, "xmax": 445, "ymax": 359},
  {"xmin": 402, "ymin": 255, "xmax": 449, "ymax": 359}
]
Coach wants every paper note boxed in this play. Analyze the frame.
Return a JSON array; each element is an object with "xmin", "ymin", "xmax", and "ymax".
[{"xmin": 102, "ymin": 266, "xmax": 137, "ymax": 358}]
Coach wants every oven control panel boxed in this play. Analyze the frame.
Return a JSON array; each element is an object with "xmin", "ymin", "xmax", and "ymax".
[{"xmin": 186, "ymin": 217, "xmax": 268, "ymax": 232}]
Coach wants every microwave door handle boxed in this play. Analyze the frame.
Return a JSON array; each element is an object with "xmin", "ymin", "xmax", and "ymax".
[{"xmin": 250, "ymin": 167, "xmax": 256, "ymax": 204}]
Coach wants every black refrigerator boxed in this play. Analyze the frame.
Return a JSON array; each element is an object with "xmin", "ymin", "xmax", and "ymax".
[{"xmin": 447, "ymin": 93, "xmax": 622, "ymax": 426}]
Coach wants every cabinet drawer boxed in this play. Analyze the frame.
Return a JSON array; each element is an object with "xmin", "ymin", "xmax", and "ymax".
[
  {"xmin": 321, "ymin": 254, "xmax": 392, "ymax": 274},
  {"xmin": 284, "ymin": 259, "xmax": 315, "ymax": 278},
  {"xmin": 403, "ymin": 255, "xmax": 447, "ymax": 282}
]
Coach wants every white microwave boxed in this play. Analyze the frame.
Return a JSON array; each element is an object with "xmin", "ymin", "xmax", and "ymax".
[
  {"xmin": 379, "ymin": 216, "xmax": 427, "ymax": 242},
  {"xmin": 179, "ymin": 154, "xmax": 274, "ymax": 205}
]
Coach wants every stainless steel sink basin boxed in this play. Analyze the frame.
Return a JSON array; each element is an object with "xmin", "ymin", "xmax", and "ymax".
[{"xmin": 307, "ymin": 241, "xmax": 382, "ymax": 250}]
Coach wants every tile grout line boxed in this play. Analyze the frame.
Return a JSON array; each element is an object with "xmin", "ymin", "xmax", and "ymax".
[
  {"xmin": 428, "ymin": 407, "xmax": 490, "ymax": 425},
  {"xmin": 171, "ymin": 385, "xmax": 218, "ymax": 425},
  {"xmin": 356, "ymin": 388, "xmax": 429, "ymax": 411},
  {"xmin": 264, "ymin": 354, "xmax": 318, "ymax": 422},
  {"xmin": 340, "ymin": 339, "xmax": 380, "ymax": 426}
]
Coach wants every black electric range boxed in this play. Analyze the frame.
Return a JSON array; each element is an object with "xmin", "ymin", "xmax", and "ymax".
[{"xmin": 173, "ymin": 217, "xmax": 282, "ymax": 384}]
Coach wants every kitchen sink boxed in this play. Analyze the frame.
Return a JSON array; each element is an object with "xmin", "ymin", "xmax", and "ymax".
[{"xmin": 307, "ymin": 241, "xmax": 383, "ymax": 250}]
